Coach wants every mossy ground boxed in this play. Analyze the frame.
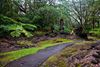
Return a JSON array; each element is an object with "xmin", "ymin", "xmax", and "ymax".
[
  {"xmin": 0, "ymin": 38, "xmax": 72, "ymax": 67},
  {"xmin": 41, "ymin": 40, "xmax": 98, "ymax": 67}
]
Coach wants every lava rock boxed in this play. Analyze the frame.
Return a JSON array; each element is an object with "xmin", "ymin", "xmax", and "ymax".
[
  {"xmin": 96, "ymin": 51, "xmax": 100, "ymax": 55},
  {"xmin": 91, "ymin": 59, "xmax": 99, "ymax": 64},
  {"xmin": 92, "ymin": 54, "xmax": 100, "ymax": 58}
]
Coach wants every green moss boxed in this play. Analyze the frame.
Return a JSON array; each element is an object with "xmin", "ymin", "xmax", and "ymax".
[
  {"xmin": 41, "ymin": 56, "xmax": 67, "ymax": 67},
  {"xmin": 17, "ymin": 40, "xmax": 33, "ymax": 46},
  {"xmin": 33, "ymin": 31, "xmax": 46, "ymax": 36},
  {"xmin": 88, "ymin": 36, "xmax": 100, "ymax": 40},
  {"xmin": 75, "ymin": 41, "xmax": 95, "ymax": 45},
  {"xmin": 0, "ymin": 38, "xmax": 72, "ymax": 67},
  {"xmin": 89, "ymin": 28, "xmax": 100, "ymax": 37},
  {"xmin": 76, "ymin": 64, "xmax": 82, "ymax": 67},
  {"xmin": 37, "ymin": 38, "xmax": 72, "ymax": 47}
]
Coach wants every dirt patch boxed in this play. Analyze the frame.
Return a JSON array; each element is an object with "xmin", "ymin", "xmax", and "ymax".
[
  {"xmin": 0, "ymin": 37, "xmax": 17, "ymax": 52},
  {"xmin": 0, "ymin": 36, "xmax": 53, "ymax": 52}
]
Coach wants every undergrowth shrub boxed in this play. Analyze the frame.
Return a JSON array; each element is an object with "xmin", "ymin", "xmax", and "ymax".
[
  {"xmin": 14, "ymin": 17, "xmax": 32, "ymax": 24},
  {"xmin": 0, "ymin": 15, "xmax": 37, "ymax": 37},
  {"xmin": 89, "ymin": 28, "xmax": 100, "ymax": 37}
]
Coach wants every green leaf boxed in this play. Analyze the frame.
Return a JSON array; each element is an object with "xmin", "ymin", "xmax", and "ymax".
[
  {"xmin": 10, "ymin": 30, "xmax": 21, "ymax": 37},
  {"xmin": 22, "ymin": 24, "xmax": 37, "ymax": 30}
]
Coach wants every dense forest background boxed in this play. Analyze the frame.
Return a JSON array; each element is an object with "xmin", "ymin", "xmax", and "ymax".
[
  {"xmin": 0, "ymin": 0, "xmax": 100, "ymax": 67},
  {"xmin": 0, "ymin": 0, "xmax": 100, "ymax": 37}
]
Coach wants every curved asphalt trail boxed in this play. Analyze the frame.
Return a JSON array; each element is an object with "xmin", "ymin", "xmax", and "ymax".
[{"xmin": 5, "ymin": 42, "xmax": 74, "ymax": 67}]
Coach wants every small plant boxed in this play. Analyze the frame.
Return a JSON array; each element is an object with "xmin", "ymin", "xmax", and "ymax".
[
  {"xmin": 34, "ymin": 31, "xmax": 46, "ymax": 36},
  {"xmin": 17, "ymin": 40, "xmax": 33, "ymax": 47}
]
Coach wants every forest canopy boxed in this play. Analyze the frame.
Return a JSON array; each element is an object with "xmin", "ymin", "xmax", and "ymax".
[{"xmin": 0, "ymin": 0, "xmax": 100, "ymax": 37}]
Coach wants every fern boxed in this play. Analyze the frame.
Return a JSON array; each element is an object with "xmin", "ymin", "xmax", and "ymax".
[
  {"xmin": 22, "ymin": 23, "xmax": 37, "ymax": 30},
  {"xmin": 0, "ymin": 15, "xmax": 37, "ymax": 37},
  {"xmin": 22, "ymin": 30, "xmax": 33, "ymax": 37},
  {"xmin": 0, "ymin": 15, "xmax": 18, "ymax": 24},
  {"xmin": 10, "ymin": 30, "xmax": 21, "ymax": 37}
]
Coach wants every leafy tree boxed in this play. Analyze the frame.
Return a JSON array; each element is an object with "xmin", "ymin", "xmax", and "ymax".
[
  {"xmin": 33, "ymin": 6, "xmax": 61, "ymax": 31},
  {"xmin": 0, "ymin": 0, "xmax": 13, "ymax": 16}
]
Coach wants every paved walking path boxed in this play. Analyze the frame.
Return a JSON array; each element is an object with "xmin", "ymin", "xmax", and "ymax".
[{"xmin": 5, "ymin": 42, "xmax": 74, "ymax": 67}]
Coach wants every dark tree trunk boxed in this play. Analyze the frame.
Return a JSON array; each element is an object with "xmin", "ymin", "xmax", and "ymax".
[
  {"xmin": 74, "ymin": 27, "xmax": 88, "ymax": 39},
  {"xmin": 97, "ymin": 22, "xmax": 100, "ymax": 28},
  {"xmin": 60, "ymin": 19, "xmax": 64, "ymax": 32}
]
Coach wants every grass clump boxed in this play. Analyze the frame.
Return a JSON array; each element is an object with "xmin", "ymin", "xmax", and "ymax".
[{"xmin": 17, "ymin": 40, "xmax": 33, "ymax": 46}]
